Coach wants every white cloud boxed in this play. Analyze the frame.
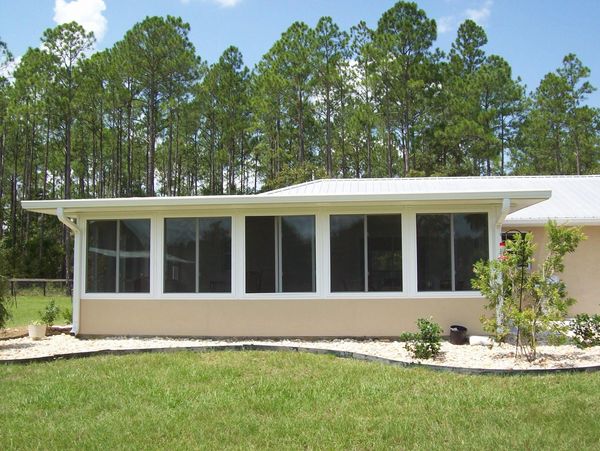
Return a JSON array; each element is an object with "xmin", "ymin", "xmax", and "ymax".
[
  {"xmin": 53, "ymin": 0, "xmax": 107, "ymax": 41},
  {"xmin": 437, "ymin": 16, "xmax": 455, "ymax": 34},
  {"xmin": 211, "ymin": 0, "xmax": 242, "ymax": 6},
  {"xmin": 466, "ymin": 0, "xmax": 492, "ymax": 23},
  {"xmin": 182, "ymin": 0, "xmax": 242, "ymax": 7},
  {"xmin": 438, "ymin": 0, "xmax": 493, "ymax": 35}
]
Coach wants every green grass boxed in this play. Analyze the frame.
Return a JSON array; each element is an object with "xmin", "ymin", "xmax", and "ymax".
[
  {"xmin": 6, "ymin": 295, "xmax": 71, "ymax": 326},
  {"xmin": 1, "ymin": 351, "xmax": 599, "ymax": 450}
]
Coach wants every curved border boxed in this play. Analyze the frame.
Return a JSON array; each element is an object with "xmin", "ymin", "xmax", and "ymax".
[{"xmin": 2, "ymin": 344, "xmax": 600, "ymax": 375}]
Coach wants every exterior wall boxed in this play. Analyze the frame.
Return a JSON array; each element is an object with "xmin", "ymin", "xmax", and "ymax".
[
  {"xmin": 79, "ymin": 297, "xmax": 488, "ymax": 337},
  {"xmin": 74, "ymin": 203, "xmax": 504, "ymax": 337},
  {"xmin": 503, "ymin": 225, "xmax": 600, "ymax": 316}
]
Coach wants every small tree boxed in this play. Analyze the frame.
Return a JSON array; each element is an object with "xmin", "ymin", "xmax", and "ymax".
[{"xmin": 472, "ymin": 221, "xmax": 585, "ymax": 361}]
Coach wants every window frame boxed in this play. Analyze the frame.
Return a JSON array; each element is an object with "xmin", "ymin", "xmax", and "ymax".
[
  {"xmin": 244, "ymin": 214, "xmax": 317, "ymax": 294},
  {"xmin": 77, "ymin": 205, "xmax": 497, "ymax": 302},
  {"xmin": 84, "ymin": 217, "xmax": 152, "ymax": 296},
  {"xmin": 416, "ymin": 212, "xmax": 490, "ymax": 293},
  {"xmin": 163, "ymin": 216, "xmax": 232, "ymax": 294},
  {"xmin": 329, "ymin": 213, "xmax": 403, "ymax": 293}
]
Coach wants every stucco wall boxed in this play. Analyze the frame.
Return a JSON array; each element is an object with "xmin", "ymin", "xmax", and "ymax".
[
  {"xmin": 506, "ymin": 225, "xmax": 600, "ymax": 315},
  {"xmin": 79, "ymin": 297, "xmax": 488, "ymax": 337}
]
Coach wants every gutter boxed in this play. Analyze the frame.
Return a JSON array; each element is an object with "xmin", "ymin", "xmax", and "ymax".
[
  {"xmin": 496, "ymin": 198, "xmax": 511, "ymax": 226},
  {"xmin": 57, "ymin": 207, "xmax": 80, "ymax": 234},
  {"xmin": 56, "ymin": 207, "xmax": 81, "ymax": 336}
]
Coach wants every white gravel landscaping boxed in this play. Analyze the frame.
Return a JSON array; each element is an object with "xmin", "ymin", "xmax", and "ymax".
[{"xmin": 2, "ymin": 334, "xmax": 600, "ymax": 370}]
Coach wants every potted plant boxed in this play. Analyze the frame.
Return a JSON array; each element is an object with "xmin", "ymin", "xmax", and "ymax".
[
  {"xmin": 28, "ymin": 320, "xmax": 46, "ymax": 340},
  {"xmin": 28, "ymin": 299, "xmax": 60, "ymax": 340}
]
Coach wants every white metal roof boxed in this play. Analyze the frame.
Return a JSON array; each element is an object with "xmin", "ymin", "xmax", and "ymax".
[
  {"xmin": 262, "ymin": 176, "xmax": 600, "ymax": 225},
  {"xmin": 21, "ymin": 176, "xmax": 564, "ymax": 218}
]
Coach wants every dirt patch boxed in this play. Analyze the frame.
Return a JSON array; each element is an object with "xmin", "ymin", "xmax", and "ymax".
[
  {"xmin": 0, "ymin": 327, "xmax": 27, "ymax": 340},
  {"xmin": 0, "ymin": 325, "xmax": 71, "ymax": 341}
]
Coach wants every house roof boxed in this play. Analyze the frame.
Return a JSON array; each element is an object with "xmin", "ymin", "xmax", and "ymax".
[
  {"xmin": 262, "ymin": 175, "xmax": 600, "ymax": 226},
  {"xmin": 21, "ymin": 177, "xmax": 551, "ymax": 217}
]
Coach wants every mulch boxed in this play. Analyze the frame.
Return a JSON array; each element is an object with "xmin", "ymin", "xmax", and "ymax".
[{"xmin": 0, "ymin": 326, "xmax": 71, "ymax": 340}]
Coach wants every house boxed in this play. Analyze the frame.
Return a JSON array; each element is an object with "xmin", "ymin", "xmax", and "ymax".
[{"xmin": 21, "ymin": 175, "xmax": 600, "ymax": 337}]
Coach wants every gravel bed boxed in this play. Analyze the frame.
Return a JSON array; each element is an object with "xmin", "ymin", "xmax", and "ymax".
[{"xmin": 2, "ymin": 334, "xmax": 600, "ymax": 370}]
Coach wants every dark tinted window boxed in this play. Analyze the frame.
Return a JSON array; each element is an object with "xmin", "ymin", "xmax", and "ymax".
[
  {"xmin": 86, "ymin": 220, "xmax": 117, "ymax": 293},
  {"xmin": 164, "ymin": 218, "xmax": 196, "ymax": 293},
  {"xmin": 119, "ymin": 219, "xmax": 151, "ymax": 293},
  {"xmin": 417, "ymin": 215, "xmax": 452, "ymax": 291},
  {"xmin": 330, "ymin": 215, "xmax": 365, "ymax": 292},
  {"xmin": 245, "ymin": 216, "xmax": 276, "ymax": 293},
  {"xmin": 198, "ymin": 218, "xmax": 231, "ymax": 292},
  {"xmin": 454, "ymin": 213, "xmax": 488, "ymax": 290},
  {"xmin": 281, "ymin": 216, "xmax": 315, "ymax": 292},
  {"xmin": 417, "ymin": 213, "xmax": 488, "ymax": 291},
  {"xmin": 367, "ymin": 215, "xmax": 402, "ymax": 291}
]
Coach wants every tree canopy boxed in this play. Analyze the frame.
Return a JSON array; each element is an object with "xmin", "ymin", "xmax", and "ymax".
[{"xmin": 0, "ymin": 2, "xmax": 598, "ymax": 278}]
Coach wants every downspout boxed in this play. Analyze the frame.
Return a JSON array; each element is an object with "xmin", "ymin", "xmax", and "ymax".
[
  {"xmin": 56, "ymin": 207, "xmax": 81, "ymax": 335},
  {"xmin": 494, "ymin": 198, "xmax": 511, "ymax": 336},
  {"xmin": 57, "ymin": 207, "xmax": 79, "ymax": 234}
]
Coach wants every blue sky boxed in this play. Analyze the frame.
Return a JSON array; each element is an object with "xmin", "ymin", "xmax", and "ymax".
[{"xmin": 1, "ymin": 0, "xmax": 599, "ymax": 106}]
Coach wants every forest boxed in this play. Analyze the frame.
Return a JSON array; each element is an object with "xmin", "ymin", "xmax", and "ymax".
[{"xmin": 0, "ymin": 1, "xmax": 598, "ymax": 279}]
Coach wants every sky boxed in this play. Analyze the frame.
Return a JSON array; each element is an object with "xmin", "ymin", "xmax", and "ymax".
[{"xmin": 1, "ymin": 0, "xmax": 599, "ymax": 106}]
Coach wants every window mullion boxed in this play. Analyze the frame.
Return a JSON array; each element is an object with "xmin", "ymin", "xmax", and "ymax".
[
  {"xmin": 450, "ymin": 214, "xmax": 455, "ymax": 292},
  {"xmin": 363, "ymin": 215, "xmax": 368, "ymax": 292},
  {"xmin": 195, "ymin": 218, "xmax": 200, "ymax": 294},
  {"xmin": 276, "ymin": 217, "xmax": 282, "ymax": 293},
  {"xmin": 115, "ymin": 220, "xmax": 120, "ymax": 293}
]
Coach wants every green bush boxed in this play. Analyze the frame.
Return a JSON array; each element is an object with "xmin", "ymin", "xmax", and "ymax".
[
  {"xmin": 0, "ymin": 276, "xmax": 13, "ymax": 330},
  {"xmin": 571, "ymin": 314, "xmax": 600, "ymax": 349},
  {"xmin": 62, "ymin": 306, "xmax": 73, "ymax": 324},
  {"xmin": 400, "ymin": 318, "xmax": 442, "ymax": 360},
  {"xmin": 39, "ymin": 299, "xmax": 60, "ymax": 326}
]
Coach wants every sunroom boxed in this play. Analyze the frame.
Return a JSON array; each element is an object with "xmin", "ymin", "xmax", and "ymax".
[{"xmin": 22, "ymin": 178, "xmax": 550, "ymax": 337}]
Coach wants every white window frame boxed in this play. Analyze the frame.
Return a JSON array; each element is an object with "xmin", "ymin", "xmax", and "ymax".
[{"xmin": 76, "ymin": 203, "xmax": 501, "ymax": 302}]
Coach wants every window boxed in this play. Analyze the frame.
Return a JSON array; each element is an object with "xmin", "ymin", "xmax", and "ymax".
[
  {"xmin": 245, "ymin": 216, "xmax": 315, "ymax": 293},
  {"xmin": 417, "ymin": 213, "xmax": 488, "ymax": 291},
  {"xmin": 164, "ymin": 217, "xmax": 231, "ymax": 293},
  {"xmin": 86, "ymin": 219, "xmax": 151, "ymax": 293},
  {"xmin": 330, "ymin": 214, "xmax": 402, "ymax": 292}
]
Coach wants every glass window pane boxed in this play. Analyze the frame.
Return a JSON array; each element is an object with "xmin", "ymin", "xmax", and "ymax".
[
  {"xmin": 417, "ymin": 214, "xmax": 451, "ymax": 291},
  {"xmin": 368, "ymin": 215, "xmax": 402, "ymax": 291},
  {"xmin": 164, "ymin": 218, "xmax": 196, "ymax": 293},
  {"xmin": 330, "ymin": 215, "xmax": 365, "ymax": 292},
  {"xmin": 281, "ymin": 216, "xmax": 315, "ymax": 292},
  {"xmin": 86, "ymin": 220, "xmax": 117, "ymax": 293},
  {"xmin": 454, "ymin": 213, "xmax": 488, "ymax": 291},
  {"xmin": 245, "ymin": 216, "xmax": 275, "ymax": 293},
  {"xmin": 198, "ymin": 217, "xmax": 231, "ymax": 293},
  {"xmin": 119, "ymin": 219, "xmax": 150, "ymax": 293}
]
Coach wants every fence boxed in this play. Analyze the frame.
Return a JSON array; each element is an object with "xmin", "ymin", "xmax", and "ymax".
[{"xmin": 9, "ymin": 279, "xmax": 72, "ymax": 297}]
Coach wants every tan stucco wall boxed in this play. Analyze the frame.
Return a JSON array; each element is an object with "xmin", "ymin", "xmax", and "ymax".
[
  {"xmin": 79, "ymin": 297, "xmax": 488, "ymax": 337},
  {"xmin": 505, "ymin": 225, "xmax": 600, "ymax": 315}
]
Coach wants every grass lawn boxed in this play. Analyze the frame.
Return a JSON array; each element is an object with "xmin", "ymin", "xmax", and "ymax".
[
  {"xmin": 1, "ymin": 351, "xmax": 599, "ymax": 450},
  {"xmin": 6, "ymin": 295, "xmax": 71, "ymax": 327}
]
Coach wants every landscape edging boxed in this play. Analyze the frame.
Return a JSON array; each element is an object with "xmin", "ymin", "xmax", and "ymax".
[{"xmin": 2, "ymin": 343, "xmax": 600, "ymax": 375}]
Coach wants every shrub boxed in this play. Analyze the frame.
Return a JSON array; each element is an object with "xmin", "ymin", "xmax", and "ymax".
[
  {"xmin": 472, "ymin": 221, "xmax": 585, "ymax": 361},
  {"xmin": 400, "ymin": 318, "xmax": 442, "ymax": 360},
  {"xmin": 39, "ymin": 299, "xmax": 60, "ymax": 327},
  {"xmin": 571, "ymin": 314, "xmax": 600, "ymax": 349},
  {"xmin": 0, "ymin": 275, "xmax": 13, "ymax": 330},
  {"xmin": 63, "ymin": 306, "xmax": 73, "ymax": 325}
]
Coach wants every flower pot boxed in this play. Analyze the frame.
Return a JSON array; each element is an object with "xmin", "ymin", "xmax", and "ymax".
[
  {"xmin": 449, "ymin": 325, "xmax": 468, "ymax": 345},
  {"xmin": 28, "ymin": 324, "xmax": 47, "ymax": 340}
]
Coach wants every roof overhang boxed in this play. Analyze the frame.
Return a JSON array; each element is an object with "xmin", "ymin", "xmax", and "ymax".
[{"xmin": 21, "ymin": 189, "xmax": 551, "ymax": 217}]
